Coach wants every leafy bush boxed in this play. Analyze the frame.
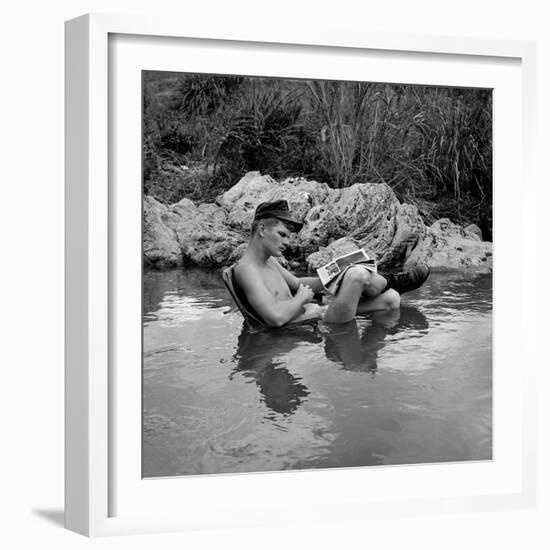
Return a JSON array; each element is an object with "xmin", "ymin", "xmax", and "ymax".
[
  {"xmin": 215, "ymin": 82, "xmax": 304, "ymax": 183},
  {"xmin": 143, "ymin": 72, "xmax": 493, "ymax": 239}
]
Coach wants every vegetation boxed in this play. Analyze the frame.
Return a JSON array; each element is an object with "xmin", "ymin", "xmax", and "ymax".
[{"xmin": 143, "ymin": 72, "xmax": 492, "ymax": 239}]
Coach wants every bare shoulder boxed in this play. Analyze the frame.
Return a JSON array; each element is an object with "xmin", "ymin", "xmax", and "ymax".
[
  {"xmin": 266, "ymin": 257, "xmax": 284, "ymax": 271},
  {"xmin": 233, "ymin": 259, "xmax": 262, "ymax": 289}
]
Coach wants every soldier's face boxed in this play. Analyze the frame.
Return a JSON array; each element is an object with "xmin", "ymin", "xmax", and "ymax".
[{"xmin": 263, "ymin": 220, "xmax": 291, "ymax": 257}]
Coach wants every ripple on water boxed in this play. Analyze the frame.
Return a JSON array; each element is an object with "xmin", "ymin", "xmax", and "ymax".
[{"xmin": 143, "ymin": 269, "xmax": 493, "ymax": 476}]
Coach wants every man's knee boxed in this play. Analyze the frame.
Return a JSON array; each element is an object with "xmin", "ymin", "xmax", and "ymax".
[
  {"xmin": 383, "ymin": 288, "xmax": 400, "ymax": 309},
  {"xmin": 343, "ymin": 266, "xmax": 370, "ymax": 287}
]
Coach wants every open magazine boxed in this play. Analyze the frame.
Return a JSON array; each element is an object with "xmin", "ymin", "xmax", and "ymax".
[{"xmin": 316, "ymin": 248, "xmax": 377, "ymax": 295}]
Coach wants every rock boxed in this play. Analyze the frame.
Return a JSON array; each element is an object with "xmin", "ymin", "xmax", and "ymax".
[
  {"xmin": 306, "ymin": 238, "xmax": 362, "ymax": 271},
  {"xmin": 172, "ymin": 202, "xmax": 246, "ymax": 267},
  {"xmin": 375, "ymin": 203, "xmax": 425, "ymax": 268},
  {"xmin": 144, "ymin": 196, "xmax": 247, "ymax": 268},
  {"xmin": 217, "ymin": 171, "xmax": 278, "ymax": 207},
  {"xmin": 219, "ymin": 171, "xmax": 331, "ymax": 231},
  {"xmin": 298, "ymin": 183, "xmax": 425, "ymax": 265},
  {"xmin": 330, "ymin": 183, "xmax": 399, "ymax": 238},
  {"xmin": 298, "ymin": 204, "xmax": 341, "ymax": 255},
  {"xmin": 404, "ymin": 218, "xmax": 492, "ymax": 273},
  {"xmin": 143, "ymin": 197, "xmax": 182, "ymax": 268},
  {"xmin": 144, "ymin": 172, "xmax": 493, "ymax": 274},
  {"xmin": 348, "ymin": 196, "xmax": 425, "ymax": 267},
  {"xmin": 170, "ymin": 196, "xmax": 198, "ymax": 219},
  {"xmin": 465, "ymin": 223, "xmax": 483, "ymax": 240}
]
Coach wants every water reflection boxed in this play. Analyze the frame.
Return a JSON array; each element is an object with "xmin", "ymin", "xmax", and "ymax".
[
  {"xmin": 231, "ymin": 306, "xmax": 429, "ymax": 416},
  {"xmin": 324, "ymin": 307, "xmax": 429, "ymax": 372},
  {"xmin": 232, "ymin": 326, "xmax": 322, "ymax": 415},
  {"xmin": 143, "ymin": 269, "xmax": 492, "ymax": 476}
]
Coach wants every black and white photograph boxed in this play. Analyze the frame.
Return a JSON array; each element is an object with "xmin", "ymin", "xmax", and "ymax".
[
  {"xmin": 4, "ymin": 0, "xmax": 545, "ymax": 543},
  {"xmin": 141, "ymin": 71, "xmax": 493, "ymax": 478}
]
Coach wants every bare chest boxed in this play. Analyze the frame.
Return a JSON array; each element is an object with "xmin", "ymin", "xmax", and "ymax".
[{"xmin": 258, "ymin": 265, "xmax": 292, "ymax": 301}]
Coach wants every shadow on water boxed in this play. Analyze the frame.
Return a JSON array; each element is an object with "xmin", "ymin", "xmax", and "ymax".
[
  {"xmin": 143, "ymin": 270, "xmax": 492, "ymax": 475},
  {"xmin": 231, "ymin": 306, "xmax": 429, "ymax": 416},
  {"xmin": 231, "ymin": 325, "xmax": 322, "ymax": 415}
]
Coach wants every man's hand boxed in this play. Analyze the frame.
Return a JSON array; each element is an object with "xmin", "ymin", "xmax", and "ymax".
[{"xmin": 295, "ymin": 283, "xmax": 314, "ymax": 305}]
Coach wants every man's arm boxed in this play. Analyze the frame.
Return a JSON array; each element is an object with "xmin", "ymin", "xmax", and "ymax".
[
  {"xmin": 236, "ymin": 265, "xmax": 314, "ymax": 327},
  {"xmin": 296, "ymin": 276, "xmax": 324, "ymax": 293},
  {"xmin": 270, "ymin": 259, "xmax": 324, "ymax": 294}
]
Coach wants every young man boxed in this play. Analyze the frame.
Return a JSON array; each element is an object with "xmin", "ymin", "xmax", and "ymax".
[{"xmin": 233, "ymin": 200, "xmax": 429, "ymax": 327}]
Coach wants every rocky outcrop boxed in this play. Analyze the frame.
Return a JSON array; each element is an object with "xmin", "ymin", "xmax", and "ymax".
[
  {"xmin": 143, "ymin": 171, "xmax": 492, "ymax": 273},
  {"xmin": 143, "ymin": 197, "xmax": 182, "ymax": 268},
  {"xmin": 403, "ymin": 218, "xmax": 492, "ymax": 272},
  {"xmin": 464, "ymin": 223, "xmax": 483, "ymax": 240},
  {"xmin": 218, "ymin": 173, "xmax": 331, "ymax": 232},
  {"xmin": 143, "ymin": 196, "xmax": 246, "ymax": 268}
]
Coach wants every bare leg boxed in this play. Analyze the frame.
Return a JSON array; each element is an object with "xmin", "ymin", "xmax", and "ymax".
[
  {"xmin": 356, "ymin": 288, "xmax": 400, "ymax": 315},
  {"xmin": 360, "ymin": 271, "xmax": 389, "ymax": 298},
  {"xmin": 324, "ymin": 266, "xmax": 400, "ymax": 323}
]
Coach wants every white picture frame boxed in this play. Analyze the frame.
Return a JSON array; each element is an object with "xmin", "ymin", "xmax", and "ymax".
[{"xmin": 65, "ymin": 13, "xmax": 537, "ymax": 537}]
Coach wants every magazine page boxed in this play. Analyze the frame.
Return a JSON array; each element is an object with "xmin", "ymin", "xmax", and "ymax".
[{"xmin": 317, "ymin": 248, "xmax": 376, "ymax": 289}]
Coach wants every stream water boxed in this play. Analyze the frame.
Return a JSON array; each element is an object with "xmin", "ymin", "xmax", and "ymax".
[{"xmin": 143, "ymin": 268, "xmax": 492, "ymax": 477}]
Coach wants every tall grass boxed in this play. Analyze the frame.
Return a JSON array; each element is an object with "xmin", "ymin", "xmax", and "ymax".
[
  {"xmin": 215, "ymin": 81, "xmax": 304, "ymax": 182},
  {"xmin": 306, "ymin": 81, "xmax": 373, "ymax": 188},
  {"xmin": 143, "ymin": 73, "xmax": 492, "ymax": 238}
]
